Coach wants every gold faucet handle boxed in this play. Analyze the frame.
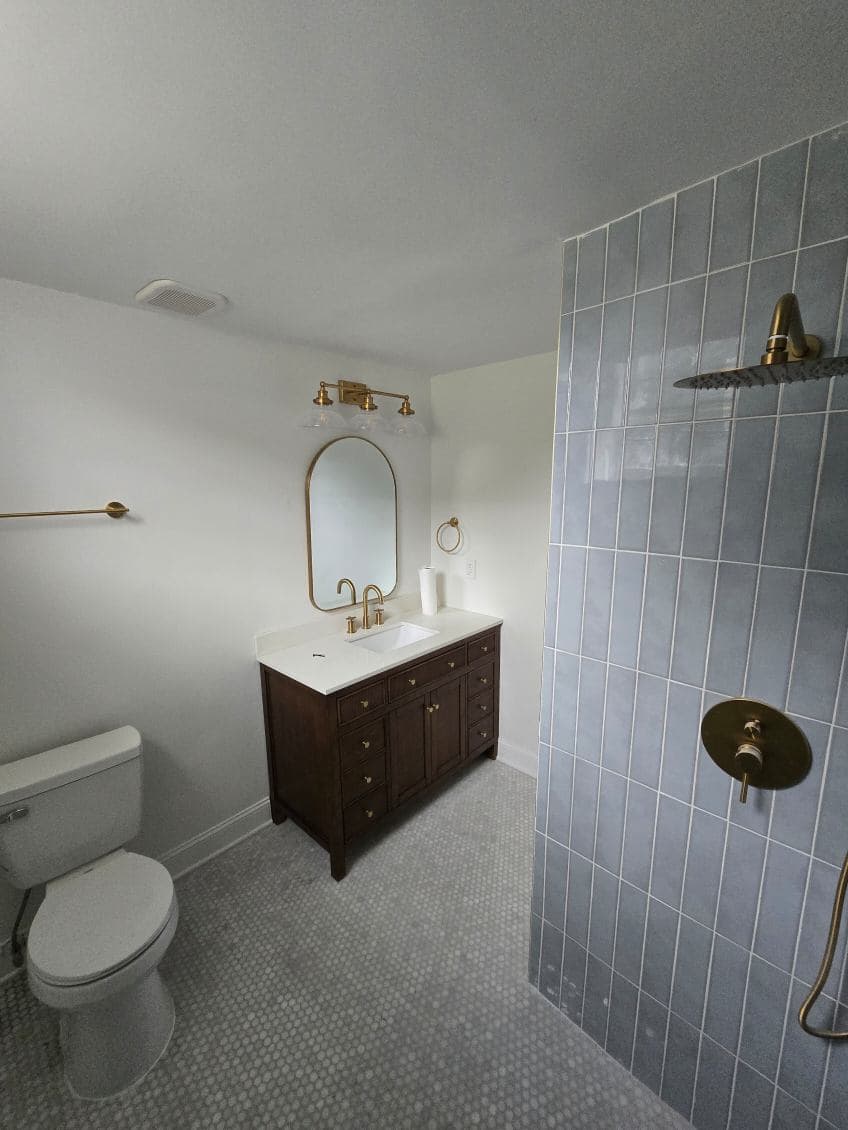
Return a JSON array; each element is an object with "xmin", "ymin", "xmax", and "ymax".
[
  {"xmin": 346, "ymin": 616, "xmax": 357, "ymax": 635},
  {"xmin": 375, "ymin": 607, "xmax": 384, "ymax": 627}
]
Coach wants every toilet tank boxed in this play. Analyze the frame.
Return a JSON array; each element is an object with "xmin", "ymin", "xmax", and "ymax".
[{"xmin": 0, "ymin": 727, "xmax": 143, "ymax": 888}]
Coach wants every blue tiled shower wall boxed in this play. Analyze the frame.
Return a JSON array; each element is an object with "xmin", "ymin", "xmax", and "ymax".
[{"xmin": 530, "ymin": 121, "xmax": 848, "ymax": 1130}]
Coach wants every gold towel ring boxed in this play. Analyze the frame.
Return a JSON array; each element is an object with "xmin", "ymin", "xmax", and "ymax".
[{"xmin": 436, "ymin": 516, "xmax": 461, "ymax": 554}]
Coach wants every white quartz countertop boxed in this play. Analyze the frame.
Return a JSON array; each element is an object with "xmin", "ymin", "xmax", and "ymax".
[{"xmin": 257, "ymin": 607, "xmax": 502, "ymax": 695}]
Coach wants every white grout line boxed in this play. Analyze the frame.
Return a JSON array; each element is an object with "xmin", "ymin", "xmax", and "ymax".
[{"xmin": 556, "ymin": 407, "xmax": 848, "ymax": 438}]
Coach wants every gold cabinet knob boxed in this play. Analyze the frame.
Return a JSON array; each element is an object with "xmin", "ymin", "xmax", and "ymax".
[
  {"xmin": 479, "ymin": 704, "xmax": 487, "ymax": 712},
  {"xmin": 365, "ymin": 809, "xmax": 374, "ymax": 819},
  {"xmin": 479, "ymin": 677, "xmax": 488, "ymax": 685},
  {"xmin": 433, "ymin": 703, "xmax": 440, "ymax": 711},
  {"xmin": 426, "ymin": 705, "xmax": 435, "ymax": 714},
  {"xmin": 363, "ymin": 775, "xmax": 373, "ymax": 785},
  {"xmin": 448, "ymin": 661, "xmax": 455, "ymax": 669},
  {"xmin": 362, "ymin": 739, "xmax": 370, "ymax": 749},
  {"xmin": 360, "ymin": 700, "xmax": 369, "ymax": 709},
  {"xmin": 479, "ymin": 731, "xmax": 488, "ymax": 739},
  {"xmin": 481, "ymin": 645, "xmax": 489, "ymax": 653},
  {"xmin": 408, "ymin": 678, "xmax": 416, "ymax": 686}
]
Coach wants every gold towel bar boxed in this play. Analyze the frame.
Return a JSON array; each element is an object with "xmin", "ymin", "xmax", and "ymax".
[{"xmin": 0, "ymin": 501, "xmax": 129, "ymax": 520}]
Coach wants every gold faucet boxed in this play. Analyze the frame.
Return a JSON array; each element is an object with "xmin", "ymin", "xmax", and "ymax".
[
  {"xmin": 336, "ymin": 577, "xmax": 357, "ymax": 605},
  {"xmin": 361, "ymin": 584, "xmax": 384, "ymax": 630}
]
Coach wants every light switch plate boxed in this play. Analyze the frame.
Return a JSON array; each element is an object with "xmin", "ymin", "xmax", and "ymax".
[{"xmin": 463, "ymin": 559, "xmax": 477, "ymax": 580}]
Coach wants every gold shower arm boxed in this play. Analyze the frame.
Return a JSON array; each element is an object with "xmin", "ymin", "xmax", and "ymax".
[
  {"xmin": 0, "ymin": 501, "xmax": 129, "ymax": 520},
  {"xmin": 762, "ymin": 293, "xmax": 821, "ymax": 365}
]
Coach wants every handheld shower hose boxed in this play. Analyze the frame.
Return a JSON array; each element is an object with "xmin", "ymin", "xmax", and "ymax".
[{"xmin": 798, "ymin": 847, "xmax": 848, "ymax": 1039}]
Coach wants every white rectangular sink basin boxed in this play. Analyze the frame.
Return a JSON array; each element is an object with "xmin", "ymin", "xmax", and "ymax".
[{"xmin": 350, "ymin": 622, "xmax": 439, "ymax": 653}]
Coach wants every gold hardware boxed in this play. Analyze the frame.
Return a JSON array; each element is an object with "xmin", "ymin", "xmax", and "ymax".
[
  {"xmin": 478, "ymin": 703, "xmax": 487, "ymax": 712},
  {"xmin": 408, "ymin": 678, "xmax": 417, "ymax": 686},
  {"xmin": 345, "ymin": 616, "xmax": 357, "ymax": 636},
  {"xmin": 313, "ymin": 381, "xmax": 334, "ymax": 407},
  {"xmin": 374, "ymin": 607, "xmax": 384, "ymax": 627},
  {"xmin": 433, "ymin": 703, "xmax": 440, "ymax": 711},
  {"xmin": 700, "ymin": 698, "xmax": 811, "ymax": 805},
  {"xmin": 479, "ymin": 731, "xmax": 488, "ymax": 739},
  {"xmin": 363, "ymin": 775, "xmax": 373, "ymax": 785},
  {"xmin": 365, "ymin": 809, "xmax": 374, "ymax": 819},
  {"xmin": 318, "ymin": 378, "xmax": 418, "ymax": 419},
  {"xmin": 0, "ymin": 500, "xmax": 129, "ymax": 520},
  {"xmin": 799, "ymin": 848, "xmax": 848, "ymax": 1040},
  {"xmin": 447, "ymin": 661, "xmax": 455, "ymax": 669},
  {"xmin": 435, "ymin": 516, "xmax": 462, "ymax": 554},
  {"xmin": 337, "ymin": 577, "xmax": 357, "ymax": 607},
  {"xmin": 760, "ymin": 293, "xmax": 821, "ymax": 365},
  {"xmin": 398, "ymin": 397, "xmax": 415, "ymax": 417},
  {"xmin": 360, "ymin": 700, "xmax": 369, "ymax": 710},
  {"xmin": 361, "ymin": 740, "xmax": 370, "ymax": 749},
  {"xmin": 426, "ymin": 705, "xmax": 435, "ymax": 714},
  {"xmin": 305, "ymin": 437, "xmax": 398, "ymax": 612},
  {"xmin": 481, "ymin": 645, "xmax": 489, "ymax": 653},
  {"xmin": 362, "ymin": 583, "xmax": 385, "ymax": 630},
  {"xmin": 479, "ymin": 676, "xmax": 488, "ymax": 685}
]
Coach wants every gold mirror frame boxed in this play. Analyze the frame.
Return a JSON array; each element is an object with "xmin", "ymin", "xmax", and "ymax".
[{"xmin": 305, "ymin": 436, "xmax": 399, "ymax": 611}]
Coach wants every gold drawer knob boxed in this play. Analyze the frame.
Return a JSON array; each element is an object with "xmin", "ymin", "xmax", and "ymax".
[
  {"xmin": 408, "ymin": 678, "xmax": 416, "ymax": 686},
  {"xmin": 433, "ymin": 703, "xmax": 440, "ymax": 711},
  {"xmin": 363, "ymin": 775, "xmax": 373, "ymax": 784},
  {"xmin": 365, "ymin": 809, "xmax": 374, "ymax": 819},
  {"xmin": 426, "ymin": 705, "xmax": 435, "ymax": 714},
  {"xmin": 481, "ymin": 645, "xmax": 489, "ymax": 653},
  {"xmin": 479, "ymin": 676, "xmax": 488, "ymax": 685},
  {"xmin": 362, "ymin": 739, "xmax": 370, "ymax": 749},
  {"xmin": 448, "ymin": 661, "xmax": 455, "ymax": 669},
  {"xmin": 479, "ymin": 731, "xmax": 488, "ymax": 739},
  {"xmin": 360, "ymin": 699, "xmax": 369, "ymax": 709},
  {"xmin": 479, "ymin": 704, "xmax": 487, "ymax": 712}
]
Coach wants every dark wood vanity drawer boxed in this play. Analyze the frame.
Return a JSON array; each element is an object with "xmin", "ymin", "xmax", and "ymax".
[
  {"xmin": 338, "ymin": 718, "xmax": 386, "ymax": 767},
  {"xmin": 468, "ymin": 687, "xmax": 494, "ymax": 719},
  {"xmin": 344, "ymin": 785, "xmax": 388, "ymax": 841},
  {"xmin": 468, "ymin": 719, "xmax": 496, "ymax": 755},
  {"xmin": 468, "ymin": 633, "xmax": 497, "ymax": 665},
  {"xmin": 388, "ymin": 645, "xmax": 467, "ymax": 700},
  {"xmin": 338, "ymin": 680, "xmax": 386, "ymax": 725},
  {"xmin": 468, "ymin": 661, "xmax": 495, "ymax": 696},
  {"xmin": 341, "ymin": 751, "xmax": 387, "ymax": 806}
]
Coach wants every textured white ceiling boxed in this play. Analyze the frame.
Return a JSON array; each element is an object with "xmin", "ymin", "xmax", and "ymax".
[{"xmin": 2, "ymin": 1, "xmax": 847, "ymax": 373}]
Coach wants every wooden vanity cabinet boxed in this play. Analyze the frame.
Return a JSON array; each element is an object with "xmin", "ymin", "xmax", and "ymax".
[{"xmin": 260, "ymin": 625, "xmax": 500, "ymax": 879}]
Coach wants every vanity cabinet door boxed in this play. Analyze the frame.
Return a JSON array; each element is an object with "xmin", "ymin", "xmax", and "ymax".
[
  {"xmin": 428, "ymin": 676, "xmax": 466, "ymax": 779},
  {"xmin": 389, "ymin": 693, "xmax": 429, "ymax": 805}
]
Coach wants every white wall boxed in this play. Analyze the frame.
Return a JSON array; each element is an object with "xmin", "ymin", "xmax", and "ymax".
[
  {"xmin": 429, "ymin": 353, "xmax": 556, "ymax": 777},
  {"xmin": 0, "ymin": 278, "xmax": 430, "ymax": 950}
]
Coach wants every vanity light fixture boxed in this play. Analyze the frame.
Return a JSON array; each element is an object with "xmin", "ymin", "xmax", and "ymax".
[{"xmin": 300, "ymin": 380, "xmax": 426, "ymax": 436}]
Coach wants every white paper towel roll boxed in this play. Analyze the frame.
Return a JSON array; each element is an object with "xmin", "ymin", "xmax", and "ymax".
[{"xmin": 419, "ymin": 566, "xmax": 438, "ymax": 616}]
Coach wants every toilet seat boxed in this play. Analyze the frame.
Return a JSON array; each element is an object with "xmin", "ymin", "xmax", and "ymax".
[{"xmin": 28, "ymin": 850, "xmax": 175, "ymax": 987}]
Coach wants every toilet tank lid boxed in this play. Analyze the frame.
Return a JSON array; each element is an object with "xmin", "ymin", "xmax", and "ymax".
[{"xmin": 0, "ymin": 726, "xmax": 142, "ymax": 806}]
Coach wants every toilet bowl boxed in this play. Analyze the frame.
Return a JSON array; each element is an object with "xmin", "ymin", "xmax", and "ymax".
[
  {"xmin": 26, "ymin": 850, "xmax": 179, "ymax": 1098},
  {"xmin": 0, "ymin": 727, "xmax": 179, "ymax": 1098}
]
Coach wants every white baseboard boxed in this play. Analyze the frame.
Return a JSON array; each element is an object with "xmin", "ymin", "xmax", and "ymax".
[
  {"xmin": 0, "ymin": 796, "xmax": 272, "ymax": 985},
  {"xmin": 496, "ymin": 740, "xmax": 537, "ymax": 778}
]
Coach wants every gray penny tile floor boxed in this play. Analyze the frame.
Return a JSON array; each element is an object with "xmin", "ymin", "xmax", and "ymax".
[{"xmin": 0, "ymin": 759, "xmax": 688, "ymax": 1128}]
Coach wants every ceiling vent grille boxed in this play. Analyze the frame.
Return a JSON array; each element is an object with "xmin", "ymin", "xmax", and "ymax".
[{"xmin": 134, "ymin": 280, "xmax": 228, "ymax": 317}]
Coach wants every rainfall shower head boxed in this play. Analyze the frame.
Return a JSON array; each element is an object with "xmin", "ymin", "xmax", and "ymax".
[{"xmin": 674, "ymin": 291, "xmax": 848, "ymax": 390}]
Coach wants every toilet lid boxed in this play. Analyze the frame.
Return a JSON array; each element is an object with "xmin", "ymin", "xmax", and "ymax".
[{"xmin": 28, "ymin": 851, "xmax": 176, "ymax": 986}]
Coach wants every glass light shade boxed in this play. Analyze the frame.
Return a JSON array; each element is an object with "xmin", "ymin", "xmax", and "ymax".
[
  {"xmin": 389, "ymin": 413, "xmax": 427, "ymax": 437},
  {"xmin": 297, "ymin": 403, "xmax": 346, "ymax": 430},
  {"xmin": 353, "ymin": 408, "xmax": 387, "ymax": 434}
]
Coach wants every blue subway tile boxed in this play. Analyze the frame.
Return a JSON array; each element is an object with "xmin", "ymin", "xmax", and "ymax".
[
  {"xmin": 753, "ymin": 139, "xmax": 807, "ymax": 259},
  {"xmin": 755, "ymin": 841, "xmax": 808, "ymax": 973},
  {"xmin": 706, "ymin": 562, "xmax": 758, "ymax": 696},
  {"xmin": 630, "ymin": 673, "xmax": 667, "ymax": 789},
  {"xmin": 721, "ymin": 415, "xmax": 776, "ymax": 563},
  {"xmin": 693, "ymin": 694, "xmax": 732, "ymax": 817},
  {"xmin": 670, "ymin": 557, "xmax": 717, "ymax": 687},
  {"xmin": 561, "ymin": 238, "xmax": 578, "ymax": 314},
  {"xmin": 532, "ymin": 830, "xmax": 545, "ymax": 916},
  {"xmin": 736, "ymin": 252, "xmax": 794, "ymax": 418},
  {"xmin": 565, "ymin": 851, "xmax": 592, "ymax": 948},
  {"xmin": 605, "ymin": 213, "xmax": 639, "ymax": 302},
  {"xmin": 682, "ymin": 807, "xmax": 726, "ymax": 928},
  {"xmin": 555, "ymin": 314, "xmax": 572, "ymax": 432},
  {"xmin": 543, "ymin": 838, "xmax": 568, "ymax": 930},
  {"xmin": 556, "ymin": 545, "xmax": 586, "ymax": 653},
  {"xmin": 711, "ymin": 162, "xmax": 757, "ymax": 271},
  {"xmin": 672, "ymin": 179, "xmax": 714, "ymax": 282},
  {"xmin": 614, "ymin": 881, "xmax": 648, "ymax": 985},
  {"xmin": 609, "ymin": 551, "xmax": 646, "ymax": 668},
  {"xmin": 660, "ymin": 680, "xmax": 701, "ymax": 803},
  {"xmin": 569, "ymin": 306, "xmax": 603, "ymax": 431},
  {"xmin": 820, "ymin": 1014, "xmax": 848, "ymax": 1125},
  {"xmin": 576, "ymin": 227, "xmax": 607, "ymax": 309},
  {"xmin": 801, "ymin": 123, "xmax": 848, "ymax": 246},
  {"xmin": 539, "ymin": 920, "xmax": 565, "ymax": 1006},
  {"xmin": 796, "ymin": 856, "xmax": 848, "ymax": 989},
  {"xmin": 671, "ymin": 914, "xmax": 712, "ymax": 1028},
  {"xmin": 632, "ymin": 993, "xmax": 669, "ymax": 1094},
  {"xmin": 789, "ymin": 570, "xmax": 848, "ymax": 722},
  {"xmin": 551, "ymin": 650, "xmax": 579, "ymax": 753},
  {"xmin": 651, "ymin": 795, "xmax": 689, "ymax": 908},
  {"xmin": 696, "ymin": 265, "xmax": 747, "ymax": 421},
  {"xmin": 637, "ymin": 197, "xmax": 673, "ymax": 291},
  {"xmin": 627, "ymin": 288, "xmax": 666, "ymax": 424},
  {"xmin": 682, "ymin": 421, "xmax": 731, "ymax": 558},
  {"xmin": 746, "ymin": 567, "xmax": 804, "ymax": 705},
  {"xmin": 649, "ymin": 423, "xmax": 691, "ymax": 554},
  {"xmin": 597, "ymin": 295, "xmax": 634, "ymax": 427},
  {"xmin": 621, "ymin": 782, "xmax": 657, "ymax": 892},
  {"xmin": 704, "ymin": 934, "xmax": 748, "ymax": 1052},
  {"xmin": 535, "ymin": 743, "xmax": 550, "ymax": 832},
  {"xmin": 588, "ymin": 866, "xmax": 619, "ymax": 967},
  {"xmin": 582, "ymin": 954, "xmax": 613, "ymax": 1046},
  {"xmin": 549, "ymin": 432, "xmax": 566, "ymax": 541},
  {"xmin": 692, "ymin": 1035, "xmax": 736, "ymax": 1130},
  {"xmin": 661, "ymin": 1013, "xmax": 700, "ymax": 1121},
  {"xmin": 581, "ymin": 550, "xmax": 614, "ymax": 660},
  {"xmin": 773, "ymin": 1089, "xmax": 817, "ymax": 1130},
  {"xmin": 594, "ymin": 769, "xmax": 627, "ymax": 875},
  {"xmin": 562, "ymin": 431, "xmax": 594, "ymax": 543},
  {"xmin": 544, "ymin": 546, "xmax": 560, "ymax": 648},
  {"xmin": 728, "ymin": 1062, "xmax": 774, "ymax": 1130},
  {"xmin": 570, "ymin": 757, "xmax": 599, "ymax": 858},
  {"xmin": 529, "ymin": 912, "xmax": 542, "ymax": 986},
  {"xmin": 660, "ymin": 276, "xmax": 705, "ymax": 421},
  {"xmin": 618, "ymin": 428, "xmax": 655, "ymax": 550},
  {"xmin": 639, "ymin": 555, "xmax": 679, "ymax": 676},
  {"xmin": 560, "ymin": 936, "xmax": 587, "ymax": 1024},
  {"xmin": 815, "ymin": 727, "xmax": 848, "ymax": 868},
  {"xmin": 601, "ymin": 663, "xmax": 636, "ymax": 774},
  {"xmin": 810, "ymin": 412, "xmax": 848, "ymax": 573},
  {"xmin": 739, "ymin": 955, "xmax": 790, "ymax": 1079},
  {"xmin": 546, "ymin": 747, "xmax": 574, "ymax": 847},
  {"xmin": 606, "ymin": 973, "xmax": 638, "ymax": 1069},
  {"xmin": 588, "ymin": 428, "xmax": 624, "ymax": 548},
  {"xmin": 782, "ymin": 238, "xmax": 848, "ymax": 413},
  {"xmin": 770, "ymin": 715, "xmax": 827, "ymax": 855},
  {"xmin": 717, "ymin": 823, "xmax": 767, "ymax": 948},
  {"xmin": 540, "ymin": 646, "xmax": 554, "ymax": 744},
  {"xmin": 576, "ymin": 656, "xmax": 606, "ymax": 763},
  {"xmin": 778, "ymin": 979, "xmax": 833, "ymax": 1113},
  {"xmin": 641, "ymin": 898, "xmax": 679, "ymax": 1005},
  {"xmin": 762, "ymin": 413, "xmax": 824, "ymax": 567}
]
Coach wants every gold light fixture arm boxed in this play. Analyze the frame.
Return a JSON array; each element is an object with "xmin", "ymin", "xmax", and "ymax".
[
  {"xmin": 798, "ymin": 848, "xmax": 848, "ymax": 1039},
  {"xmin": 0, "ymin": 501, "xmax": 129, "ymax": 520},
  {"xmin": 761, "ymin": 292, "xmax": 822, "ymax": 365}
]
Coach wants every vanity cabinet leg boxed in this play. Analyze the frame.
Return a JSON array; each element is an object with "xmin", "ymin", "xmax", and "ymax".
[
  {"xmin": 270, "ymin": 801, "xmax": 288, "ymax": 824},
  {"xmin": 330, "ymin": 845, "xmax": 347, "ymax": 881},
  {"xmin": 486, "ymin": 744, "xmax": 498, "ymax": 760}
]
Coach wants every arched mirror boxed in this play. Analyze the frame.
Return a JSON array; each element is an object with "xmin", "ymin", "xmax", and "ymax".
[{"xmin": 306, "ymin": 437, "xmax": 397, "ymax": 610}]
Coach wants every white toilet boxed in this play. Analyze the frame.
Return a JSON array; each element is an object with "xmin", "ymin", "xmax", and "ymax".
[{"xmin": 0, "ymin": 726, "xmax": 178, "ymax": 1099}]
